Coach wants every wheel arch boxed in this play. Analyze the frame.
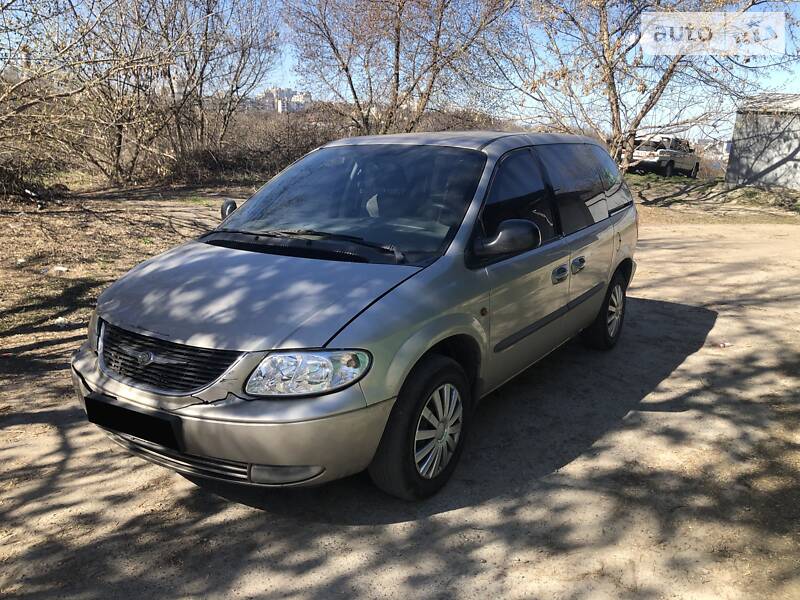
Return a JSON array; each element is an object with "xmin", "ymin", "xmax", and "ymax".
[
  {"xmin": 385, "ymin": 317, "xmax": 488, "ymax": 407},
  {"xmin": 420, "ymin": 334, "xmax": 482, "ymax": 399},
  {"xmin": 615, "ymin": 257, "xmax": 635, "ymax": 287}
]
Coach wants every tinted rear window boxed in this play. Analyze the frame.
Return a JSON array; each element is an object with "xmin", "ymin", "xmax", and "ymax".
[{"xmin": 535, "ymin": 144, "xmax": 608, "ymax": 235}]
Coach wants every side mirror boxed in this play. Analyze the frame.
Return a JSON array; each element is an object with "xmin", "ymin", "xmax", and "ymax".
[
  {"xmin": 221, "ymin": 199, "xmax": 237, "ymax": 220},
  {"xmin": 473, "ymin": 219, "xmax": 541, "ymax": 258}
]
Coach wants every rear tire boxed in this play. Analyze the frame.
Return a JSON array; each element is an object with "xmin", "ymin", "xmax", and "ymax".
[
  {"xmin": 690, "ymin": 163, "xmax": 699, "ymax": 178},
  {"xmin": 368, "ymin": 355, "xmax": 470, "ymax": 500},
  {"xmin": 662, "ymin": 161, "xmax": 674, "ymax": 177},
  {"xmin": 582, "ymin": 272, "xmax": 627, "ymax": 350}
]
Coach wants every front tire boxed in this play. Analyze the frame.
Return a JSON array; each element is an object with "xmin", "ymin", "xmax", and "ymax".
[
  {"xmin": 582, "ymin": 272, "xmax": 627, "ymax": 350},
  {"xmin": 690, "ymin": 163, "xmax": 699, "ymax": 178},
  {"xmin": 369, "ymin": 355, "xmax": 470, "ymax": 500}
]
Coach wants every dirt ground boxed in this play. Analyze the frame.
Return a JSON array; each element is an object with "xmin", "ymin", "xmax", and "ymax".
[{"xmin": 1, "ymin": 179, "xmax": 799, "ymax": 599}]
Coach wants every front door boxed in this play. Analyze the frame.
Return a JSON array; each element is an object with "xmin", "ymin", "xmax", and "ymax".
[{"xmin": 478, "ymin": 148, "xmax": 572, "ymax": 390}]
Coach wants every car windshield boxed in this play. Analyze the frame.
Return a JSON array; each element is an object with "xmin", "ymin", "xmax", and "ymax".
[{"xmin": 218, "ymin": 144, "xmax": 487, "ymax": 264}]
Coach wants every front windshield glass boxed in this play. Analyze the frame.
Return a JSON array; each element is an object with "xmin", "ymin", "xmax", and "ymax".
[{"xmin": 219, "ymin": 144, "xmax": 487, "ymax": 263}]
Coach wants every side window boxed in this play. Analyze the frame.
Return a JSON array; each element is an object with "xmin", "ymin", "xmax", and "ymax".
[
  {"xmin": 481, "ymin": 149, "xmax": 557, "ymax": 243},
  {"xmin": 536, "ymin": 144, "xmax": 608, "ymax": 235},
  {"xmin": 587, "ymin": 145, "xmax": 622, "ymax": 191},
  {"xmin": 586, "ymin": 145, "xmax": 633, "ymax": 213}
]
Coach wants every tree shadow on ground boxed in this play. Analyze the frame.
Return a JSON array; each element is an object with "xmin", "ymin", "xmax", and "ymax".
[{"xmin": 4, "ymin": 293, "xmax": 800, "ymax": 599}]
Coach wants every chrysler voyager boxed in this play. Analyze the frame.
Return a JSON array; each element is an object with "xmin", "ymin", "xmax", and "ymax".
[{"xmin": 71, "ymin": 132, "xmax": 638, "ymax": 500}]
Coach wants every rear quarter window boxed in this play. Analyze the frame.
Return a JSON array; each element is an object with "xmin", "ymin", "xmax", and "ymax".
[
  {"xmin": 585, "ymin": 145, "xmax": 634, "ymax": 214},
  {"xmin": 586, "ymin": 145, "xmax": 622, "ymax": 191}
]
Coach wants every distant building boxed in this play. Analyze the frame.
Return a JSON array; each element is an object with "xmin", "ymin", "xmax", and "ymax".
[
  {"xmin": 257, "ymin": 88, "xmax": 312, "ymax": 113},
  {"xmin": 726, "ymin": 94, "xmax": 800, "ymax": 190}
]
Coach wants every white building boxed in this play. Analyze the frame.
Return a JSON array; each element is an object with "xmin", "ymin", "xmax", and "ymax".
[
  {"xmin": 726, "ymin": 94, "xmax": 800, "ymax": 190},
  {"xmin": 259, "ymin": 88, "xmax": 312, "ymax": 113}
]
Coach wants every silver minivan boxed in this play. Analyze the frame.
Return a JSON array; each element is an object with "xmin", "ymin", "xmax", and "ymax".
[{"xmin": 71, "ymin": 132, "xmax": 637, "ymax": 500}]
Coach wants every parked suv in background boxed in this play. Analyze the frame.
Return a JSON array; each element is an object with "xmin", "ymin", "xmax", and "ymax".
[
  {"xmin": 71, "ymin": 132, "xmax": 638, "ymax": 500},
  {"xmin": 632, "ymin": 135, "xmax": 700, "ymax": 178}
]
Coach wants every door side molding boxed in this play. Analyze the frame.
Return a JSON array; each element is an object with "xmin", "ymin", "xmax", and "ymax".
[{"xmin": 493, "ymin": 281, "xmax": 605, "ymax": 353}]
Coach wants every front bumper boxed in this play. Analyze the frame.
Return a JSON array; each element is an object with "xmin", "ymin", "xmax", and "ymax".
[{"xmin": 71, "ymin": 344, "xmax": 394, "ymax": 486}]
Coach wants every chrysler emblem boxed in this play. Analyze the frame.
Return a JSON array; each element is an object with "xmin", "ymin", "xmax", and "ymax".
[
  {"xmin": 134, "ymin": 351, "xmax": 155, "ymax": 366},
  {"xmin": 114, "ymin": 343, "xmax": 186, "ymax": 367}
]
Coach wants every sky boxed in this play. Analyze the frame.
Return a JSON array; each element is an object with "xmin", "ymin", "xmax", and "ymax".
[
  {"xmin": 271, "ymin": 50, "xmax": 299, "ymax": 90},
  {"xmin": 763, "ymin": 62, "xmax": 800, "ymax": 92}
]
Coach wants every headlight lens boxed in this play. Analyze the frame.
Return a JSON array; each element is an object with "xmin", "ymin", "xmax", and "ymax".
[{"xmin": 245, "ymin": 350, "xmax": 371, "ymax": 397}]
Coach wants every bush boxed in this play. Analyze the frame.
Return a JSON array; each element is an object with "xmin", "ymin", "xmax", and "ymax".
[
  {"xmin": 0, "ymin": 155, "xmax": 71, "ymax": 204},
  {"xmin": 156, "ymin": 107, "xmax": 350, "ymax": 184}
]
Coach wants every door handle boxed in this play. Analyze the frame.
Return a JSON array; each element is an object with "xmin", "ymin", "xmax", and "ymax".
[
  {"xmin": 571, "ymin": 256, "xmax": 586, "ymax": 274},
  {"xmin": 552, "ymin": 264, "xmax": 569, "ymax": 284}
]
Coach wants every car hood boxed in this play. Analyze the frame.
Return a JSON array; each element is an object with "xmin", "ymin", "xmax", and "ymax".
[{"xmin": 96, "ymin": 241, "xmax": 420, "ymax": 351}]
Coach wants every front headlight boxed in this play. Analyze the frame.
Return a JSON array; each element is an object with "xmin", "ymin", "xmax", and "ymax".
[{"xmin": 245, "ymin": 350, "xmax": 371, "ymax": 397}]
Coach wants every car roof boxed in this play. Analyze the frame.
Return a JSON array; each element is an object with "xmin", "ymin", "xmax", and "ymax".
[{"xmin": 323, "ymin": 131, "xmax": 602, "ymax": 153}]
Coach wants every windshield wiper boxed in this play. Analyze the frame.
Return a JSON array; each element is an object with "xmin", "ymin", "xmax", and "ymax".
[
  {"xmin": 268, "ymin": 229, "xmax": 407, "ymax": 263},
  {"xmin": 212, "ymin": 228, "xmax": 294, "ymax": 238},
  {"xmin": 208, "ymin": 228, "xmax": 406, "ymax": 263}
]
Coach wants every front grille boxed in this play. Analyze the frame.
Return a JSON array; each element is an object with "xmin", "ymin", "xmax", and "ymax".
[
  {"xmin": 107, "ymin": 431, "xmax": 250, "ymax": 482},
  {"xmin": 100, "ymin": 321, "xmax": 241, "ymax": 393}
]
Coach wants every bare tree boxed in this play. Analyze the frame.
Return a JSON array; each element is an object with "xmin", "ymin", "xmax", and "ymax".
[
  {"xmin": 0, "ymin": 0, "xmax": 278, "ymax": 188},
  {"xmin": 491, "ymin": 0, "xmax": 800, "ymax": 169},
  {"xmin": 45, "ymin": 0, "xmax": 176, "ymax": 182},
  {"xmin": 152, "ymin": 0, "xmax": 279, "ymax": 168},
  {"xmin": 0, "ymin": 0, "xmax": 124, "ymax": 192},
  {"xmin": 285, "ymin": 0, "xmax": 512, "ymax": 135}
]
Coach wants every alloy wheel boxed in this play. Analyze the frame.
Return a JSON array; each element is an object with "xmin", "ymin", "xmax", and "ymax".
[
  {"xmin": 607, "ymin": 284, "xmax": 624, "ymax": 337},
  {"xmin": 414, "ymin": 383, "xmax": 463, "ymax": 479}
]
